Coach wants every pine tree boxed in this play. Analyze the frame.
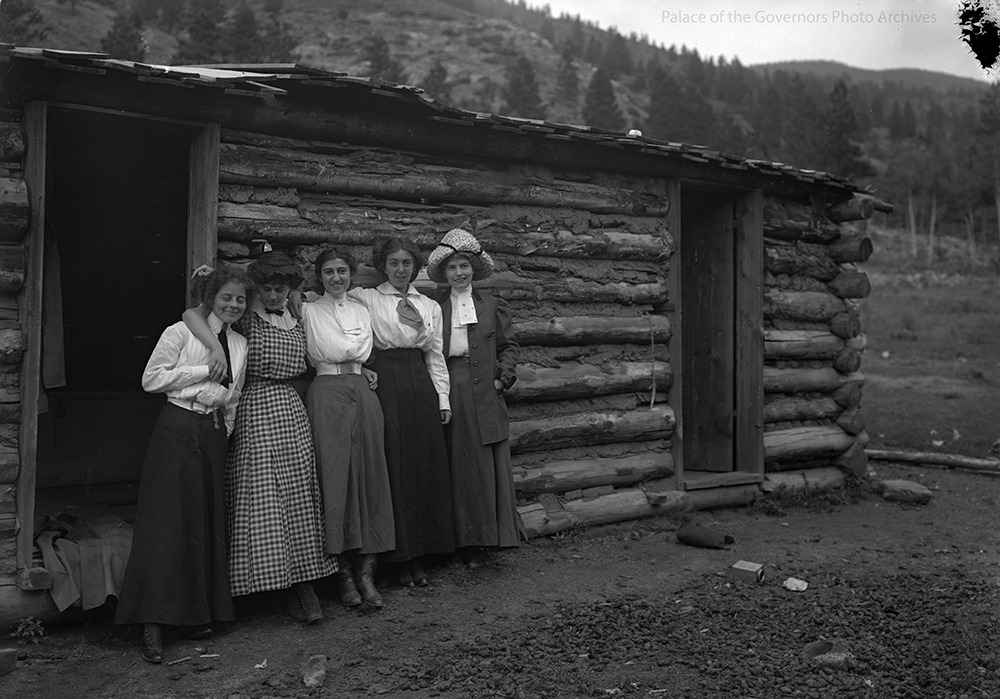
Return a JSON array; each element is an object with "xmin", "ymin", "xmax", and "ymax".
[
  {"xmin": 582, "ymin": 67, "xmax": 623, "ymax": 131},
  {"xmin": 173, "ymin": 0, "xmax": 227, "ymax": 65},
  {"xmin": 226, "ymin": 1, "xmax": 262, "ymax": 62},
  {"xmin": 644, "ymin": 65, "xmax": 684, "ymax": 140},
  {"xmin": 601, "ymin": 32, "xmax": 632, "ymax": 78},
  {"xmin": 821, "ymin": 79, "xmax": 872, "ymax": 178},
  {"xmin": 0, "ymin": 0, "xmax": 49, "ymax": 44},
  {"xmin": 100, "ymin": 10, "xmax": 146, "ymax": 61},
  {"xmin": 363, "ymin": 33, "xmax": 406, "ymax": 83},
  {"xmin": 502, "ymin": 55, "xmax": 545, "ymax": 119},
  {"xmin": 422, "ymin": 59, "xmax": 451, "ymax": 101},
  {"xmin": 555, "ymin": 55, "xmax": 579, "ymax": 104}
]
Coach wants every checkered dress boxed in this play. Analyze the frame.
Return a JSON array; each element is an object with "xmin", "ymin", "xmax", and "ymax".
[{"xmin": 226, "ymin": 312, "xmax": 337, "ymax": 596}]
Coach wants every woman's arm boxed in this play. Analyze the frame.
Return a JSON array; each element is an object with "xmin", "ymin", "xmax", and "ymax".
[
  {"xmin": 181, "ymin": 305, "xmax": 228, "ymax": 383},
  {"xmin": 141, "ymin": 325, "xmax": 211, "ymax": 394},
  {"xmin": 423, "ymin": 302, "xmax": 452, "ymax": 424},
  {"xmin": 493, "ymin": 296, "xmax": 519, "ymax": 392}
]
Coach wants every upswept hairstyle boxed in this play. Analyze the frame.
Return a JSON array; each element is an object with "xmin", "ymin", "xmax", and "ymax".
[
  {"xmin": 370, "ymin": 236, "xmax": 424, "ymax": 284},
  {"xmin": 248, "ymin": 251, "xmax": 304, "ymax": 288},
  {"xmin": 197, "ymin": 265, "xmax": 253, "ymax": 307}
]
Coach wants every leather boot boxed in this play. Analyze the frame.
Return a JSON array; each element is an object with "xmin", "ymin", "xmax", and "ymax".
[
  {"xmin": 354, "ymin": 554, "xmax": 384, "ymax": 608},
  {"xmin": 334, "ymin": 555, "xmax": 362, "ymax": 607},
  {"xmin": 291, "ymin": 581, "xmax": 323, "ymax": 624},
  {"xmin": 141, "ymin": 623, "xmax": 163, "ymax": 664}
]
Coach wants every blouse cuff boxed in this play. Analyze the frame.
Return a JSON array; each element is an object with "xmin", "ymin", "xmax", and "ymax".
[
  {"xmin": 438, "ymin": 393, "xmax": 451, "ymax": 412},
  {"xmin": 192, "ymin": 365, "xmax": 211, "ymax": 382}
]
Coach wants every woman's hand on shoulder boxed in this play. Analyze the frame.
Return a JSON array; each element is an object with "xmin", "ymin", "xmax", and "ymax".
[
  {"xmin": 207, "ymin": 347, "xmax": 228, "ymax": 383},
  {"xmin": 287, "ymin": 289, "xmax": 304, "ymax": 320},
  {"xmin": 191, "ymin": 264, "xmax": 215, "ymax": 280}
]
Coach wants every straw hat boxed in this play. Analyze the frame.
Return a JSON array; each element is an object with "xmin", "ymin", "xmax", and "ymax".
[{"xmin": 426, "ymin": 228, "xmax": 495, "ymax": 283}]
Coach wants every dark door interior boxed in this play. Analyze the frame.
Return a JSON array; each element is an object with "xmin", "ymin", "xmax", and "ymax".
[{"xmin": 37, "ymin": 108, "xmax": 191, "ymax": 489}]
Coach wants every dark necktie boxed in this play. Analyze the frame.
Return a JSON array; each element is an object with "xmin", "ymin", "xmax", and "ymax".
[
  {"xmin": 218, "ymin": 328, "xmax": 232, "ymax": 388},
  {"xmin": 264, "ymin": 308, "xmax": 284, "ymax": 316}
]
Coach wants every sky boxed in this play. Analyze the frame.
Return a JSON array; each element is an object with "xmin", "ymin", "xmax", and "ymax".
[{"xmin": 541, "ymin": 0, "xmax": 994, "ymax": 82}]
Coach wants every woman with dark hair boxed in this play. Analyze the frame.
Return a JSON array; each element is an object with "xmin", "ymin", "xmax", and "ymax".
[
  {"xmin": 349, "ymin": 236, "xmax": 454, "ymax": 587},
  {"xmin": 427, "ymin": 229, "xmax": 524, "ymax": 567},
  {"xmin": 115, "ymin": 266, "xmax": 250, "ymax": 664},
  {"xmin": 182, "ymin": 251, "xmax": 335, "ymax": 625},
  {"xmin": 301, "ymin": 247, "xmax": 395, "ymax": 608}
]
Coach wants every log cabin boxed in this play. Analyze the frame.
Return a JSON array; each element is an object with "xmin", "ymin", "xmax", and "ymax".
[{"xmin": 0, "ymin": 47, "xmax": 887, "ymax": 622}]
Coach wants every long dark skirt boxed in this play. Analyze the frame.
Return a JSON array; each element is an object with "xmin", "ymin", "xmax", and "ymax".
[
  {"xmin": 114, "ymin": 402, "xmax": 234, "ymax": 626},
  {"xmin": 447, "ymin": 362, "xmax": 523, "ymax": 548},
  {"xmin": 307, "ymin": 373, "xmax": 395, "ymax": 555},
  {"xmin": 372, "ymin": 348, "xmax": 454, "ymax": 562}
]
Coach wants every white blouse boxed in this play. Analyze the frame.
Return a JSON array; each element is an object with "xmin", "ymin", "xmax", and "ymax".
[
  {"xmin": 301, "ymin": 293, "xmax": 374, "ymax": 372},
  {"xmin": 141, "ymin": 312, "xmax": 247, "ymax": 436},
  {"xmin": 448, "ymin": 286, "xmax": 477, "ymax": 358},
  {"xmin": 250, "ymin": 297, "xmax": 298, "ymax": 331},
  {"xmin": 349, "ymin": 282, "xmax": 450, "ymax": 411}
]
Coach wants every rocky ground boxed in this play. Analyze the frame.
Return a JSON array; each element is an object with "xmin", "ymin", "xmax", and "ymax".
[{"xmin": 3, "ymin": 461, "xmax": 1000, "ymax": 698}]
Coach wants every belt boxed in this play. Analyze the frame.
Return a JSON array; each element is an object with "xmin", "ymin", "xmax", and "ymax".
[
  {"xmin": 316, "ymin": 361, "xmax": 363, "ymax": 376},
  {"xmin": 169, "ymin": 397, "xmax": 220, "ymax": 415}
]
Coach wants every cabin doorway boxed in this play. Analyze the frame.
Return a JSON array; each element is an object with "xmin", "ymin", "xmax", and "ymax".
[
  {"xmin": 674, "ymin": 187, "xmax": 763, "ymax": 488},
  {"xmin": 35, "ymin": 107, "xmax": 195, "ymax": 504}
]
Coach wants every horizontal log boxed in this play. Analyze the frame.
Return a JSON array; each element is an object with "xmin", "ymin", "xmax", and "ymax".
[
  {"xmin": 764, "ymin": 424, "xmax": 855, "ymax": 462},
  {"xmin": 0, "ymin": 123, "xmax": 24, "ymax": 163},
  {"xmin": 836, "ymin": 407, "xmax": 865, "ymax": 435},
  {"xmin": 833, "ymin": 431, "xmax": 870, "ymax": 477},
  {"xmin": 518, "ymin": 486, "xmax": 688, "ymax": 538},
  {"xmin": 828, "ymin": 235, "xmax": 874, "ymax": 264},
  {"xmin": 832, "ymin": 347, "xmax": 861, "ymax": 374},
  {"xmin": 860, "ymin": 194, "xmax": 894, "ymax": 214},
  {"xmin": 764, "ymin": 396, "xmax": 841, "ymax": 423},
  {"xmin": 479, "ymin": 271, "xmax": 666, "ymax": 305},
  {"xmin": 826, "ymin": 196, "xmax": 874, "ymax": 223},
  {"xmin": 764, "ymin": 288, "xmax": 847, "ymax": 322},
  {"xmin": 829, "ymin": 312, "xmax": 861, "ymax": 339},
  {"xmin": 508, "ymin": 360, "xmax": 672, "ymax": 403},
  {"xmin": 219, "ymin": 212, "xmax": 669, "ymax": 261},
  {"xmin": 514, "ymin": 315, "xmax": 670, "ymax": 346},
  {"xmin": 763, "ymin": 366, "xmax": 858, "ymax": 394},
  {"xmin": 509, "ymin": 406, "xmax": 675, "ymax": 454},
  {"xmin": 219, "ymin": 143, "xmax": 668, "ymax": 215},
  {"xmin": 764, "ymin": 242, "xmax": 839, "ymax": 282},
  {"xmin": 827, "ymin": 272, "xmax": 871, "ymax": 299},
  {"xmin": 513, "ymin": 452, "xmax": 673, "ymax": 495},
  {"xmin": 764, "ymin": 329, "xmax": 845, "ymax": 360},
  {"xmin": 0, "ymin": 328, "xmax": 22, "ymax": 364},
  {"xmin": 866, "ymin": 448, "xmax": 1000, "ymax": 474},
  {"xmin": 0, "ymin": 246, "xmax": 25, "ymax": 293},
  {"xmin": 844, "ymin": 333, "xmax": 867, "ymax": 352},
  {"xmin": 761, "ymin": 467, "xmax": 847, "ymax": 493},
  {"xmin": 0, "ymin": 178, "xmax": 29, "ymax": 243}
]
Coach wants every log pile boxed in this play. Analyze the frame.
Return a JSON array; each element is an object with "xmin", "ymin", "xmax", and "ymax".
[{"xmin": 762, "ymin": 195, "xmax": 873, "ymax": 477}]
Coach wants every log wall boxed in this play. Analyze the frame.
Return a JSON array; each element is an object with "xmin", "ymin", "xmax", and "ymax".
[
  {"xmin": 761, "ymin": 195, "xmax": 873, "ymax": 477},
  {"xmin": 214, "ymin": 129, "xmax": 676, "ymax": 537}
]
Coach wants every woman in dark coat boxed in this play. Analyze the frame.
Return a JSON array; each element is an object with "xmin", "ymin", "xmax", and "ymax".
[{"xmin": 427, "ymin": 229, "xmax": 523, "ymax": 566}]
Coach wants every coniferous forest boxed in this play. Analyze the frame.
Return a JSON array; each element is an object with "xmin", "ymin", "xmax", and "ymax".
[{"xmin": 2, "ymin": 0, "xmax": 998, "ymax": 265}]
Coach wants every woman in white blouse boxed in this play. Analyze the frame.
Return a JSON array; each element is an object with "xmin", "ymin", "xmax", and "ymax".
[
  {"xmin": 350, "ymin": 237, "xmax": 455, "ymax": 588},
  {"xmin": 114, "ymin": 267, "xmax": 249, "ymax": 664},
  {"xmin": 302, "ymin": 247, "xmax": 395, "ymax": 608}
]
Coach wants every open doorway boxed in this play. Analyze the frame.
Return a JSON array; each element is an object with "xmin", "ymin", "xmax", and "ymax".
[
  {"xmin": 676, "ymin": 187, "xmax": 763, "ymax": 487},
  {"xmin": 36, "ymin": 107, "xmax": 193, "ymax": 505}
]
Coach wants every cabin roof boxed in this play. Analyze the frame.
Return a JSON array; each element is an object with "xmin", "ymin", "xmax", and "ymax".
[{"xmin": 0, "ymin": 46, "xmax": 859, "ymax": 195}]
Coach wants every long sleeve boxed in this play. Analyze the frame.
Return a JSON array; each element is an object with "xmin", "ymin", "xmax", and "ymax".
[
  {"xmin": 423, "ymin": 301, "xmax": 451, "ymax": 411},
  {"xmin": 494, "ymin": 296, "xmax": 519, "ymax": 389},
  {"xmin": 141, "ymin": 324, "xmax": 210, "ymax": 393}
]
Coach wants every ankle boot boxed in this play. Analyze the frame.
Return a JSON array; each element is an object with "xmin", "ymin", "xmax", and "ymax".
[
  {"xmin": 291, "ymin": 581, "xmax": 323, "ymax": 624},
  {"xmin": 141, "ymin": 623, "xmax": 163, "ymax": 664},
  {"xmin": 334, "ymin": 555, "xmax": 362, "ymax": 607},
  {"xmin": 354, "ymin": 554, "xmax": 384, "ymax": 608}
]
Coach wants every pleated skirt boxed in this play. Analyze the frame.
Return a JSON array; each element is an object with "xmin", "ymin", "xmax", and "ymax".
[
  {"xmin": 307, "ymin": 373, "xmax": 395, "ymax": 555},
  {"xmin": 447, "ymin": 361, "xmax": 523, "ymax": 548},
  {"xmin": 372, "ymin": 348, "xmax": 454, "ymax": 561},
  {"xmin": 114, "ymin": 402, "xmax": 234, "ymax": 627}
]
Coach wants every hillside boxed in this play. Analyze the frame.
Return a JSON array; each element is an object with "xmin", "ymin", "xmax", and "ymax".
[{"xmin": 751, "ymin": 60, "xmax": 987, "ymax": 93}]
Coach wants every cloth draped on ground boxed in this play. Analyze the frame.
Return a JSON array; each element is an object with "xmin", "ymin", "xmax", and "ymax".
[
  {"xmin": 35, "ymin": 513, "xmax": 132, "ymax": 612},
  {"xmin": 307, "ymin": 373, "xmax": 395, "ymax": 554},
  {"xmin": 445, "ymin": 358, "xmax": 524, "ymax": 548},
  {"xmin": 372, "ymin": 347, "xmax": 455, "ymax": 562},
  {"xmin": 113, "ymin": 403, "xmax": 235, "ymax": 626},
  {"xmin": 226, "ymin": 311, "xmax": 336, "ymax": 596}
]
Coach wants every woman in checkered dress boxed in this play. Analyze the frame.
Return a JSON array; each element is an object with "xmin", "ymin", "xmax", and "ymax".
[{"xmin": 184, "ymin": 253, "xmax": 334, "ymax": 623}]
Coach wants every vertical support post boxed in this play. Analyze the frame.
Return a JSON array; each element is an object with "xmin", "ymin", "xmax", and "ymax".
[
  {"xmin": 187, "ymin": 123, "xmax": 219, "ymax": 300},
  {"xmin": 664, "ymin": 179, "xmax": 683, "ymax": 489},
  {"xmin": 734, "ymin": 188, "xmax": 764, "ymax": 474}
]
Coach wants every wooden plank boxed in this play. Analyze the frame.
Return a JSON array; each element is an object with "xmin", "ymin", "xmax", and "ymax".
[
  {"xmin": 15, "ymin": 101, "xmax": 44, "ymax": 586},
  {"xmin": 683, "ymin": 470, "xmax": 764, "ymax": 490},
  {"xmin": 735, "ymin": 188, "xmax": 764, "ymax": 476},
  {"xmin": 187, "ymin": 123, "xmax": 219, "ymax": 299},
  {"xmin": 664, "ymin": 178, "xmax": 683, "ymax": 491}
]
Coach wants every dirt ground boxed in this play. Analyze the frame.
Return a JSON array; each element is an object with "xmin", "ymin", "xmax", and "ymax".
[{"xmin": 2, "ymin": 461, "xmax": 999, "ymax": 698}]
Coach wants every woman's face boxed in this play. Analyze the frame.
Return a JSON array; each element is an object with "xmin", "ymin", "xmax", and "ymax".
[
  {"xmin": 320, "ymin": 257, "xmax": 352, "ymax": 298},
  {"xmin": 383, "ymin": 249, "xmax": 415, "ymax": 292},
  {"xmin": 212, "ymin": 281, "xmax": 247, "ymax": 325},
  {"xmin": 444, "ymin": 255, "xmax": 473, "ymax": 293},
  {"xmin": 259, "ymin": 282, "xmax": 291, "ymax": 311}
]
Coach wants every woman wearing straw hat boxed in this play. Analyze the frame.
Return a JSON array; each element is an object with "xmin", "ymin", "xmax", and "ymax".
[{"xmin": 427, "ymin": 229, "xmax": 524, "ymax": 567}]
